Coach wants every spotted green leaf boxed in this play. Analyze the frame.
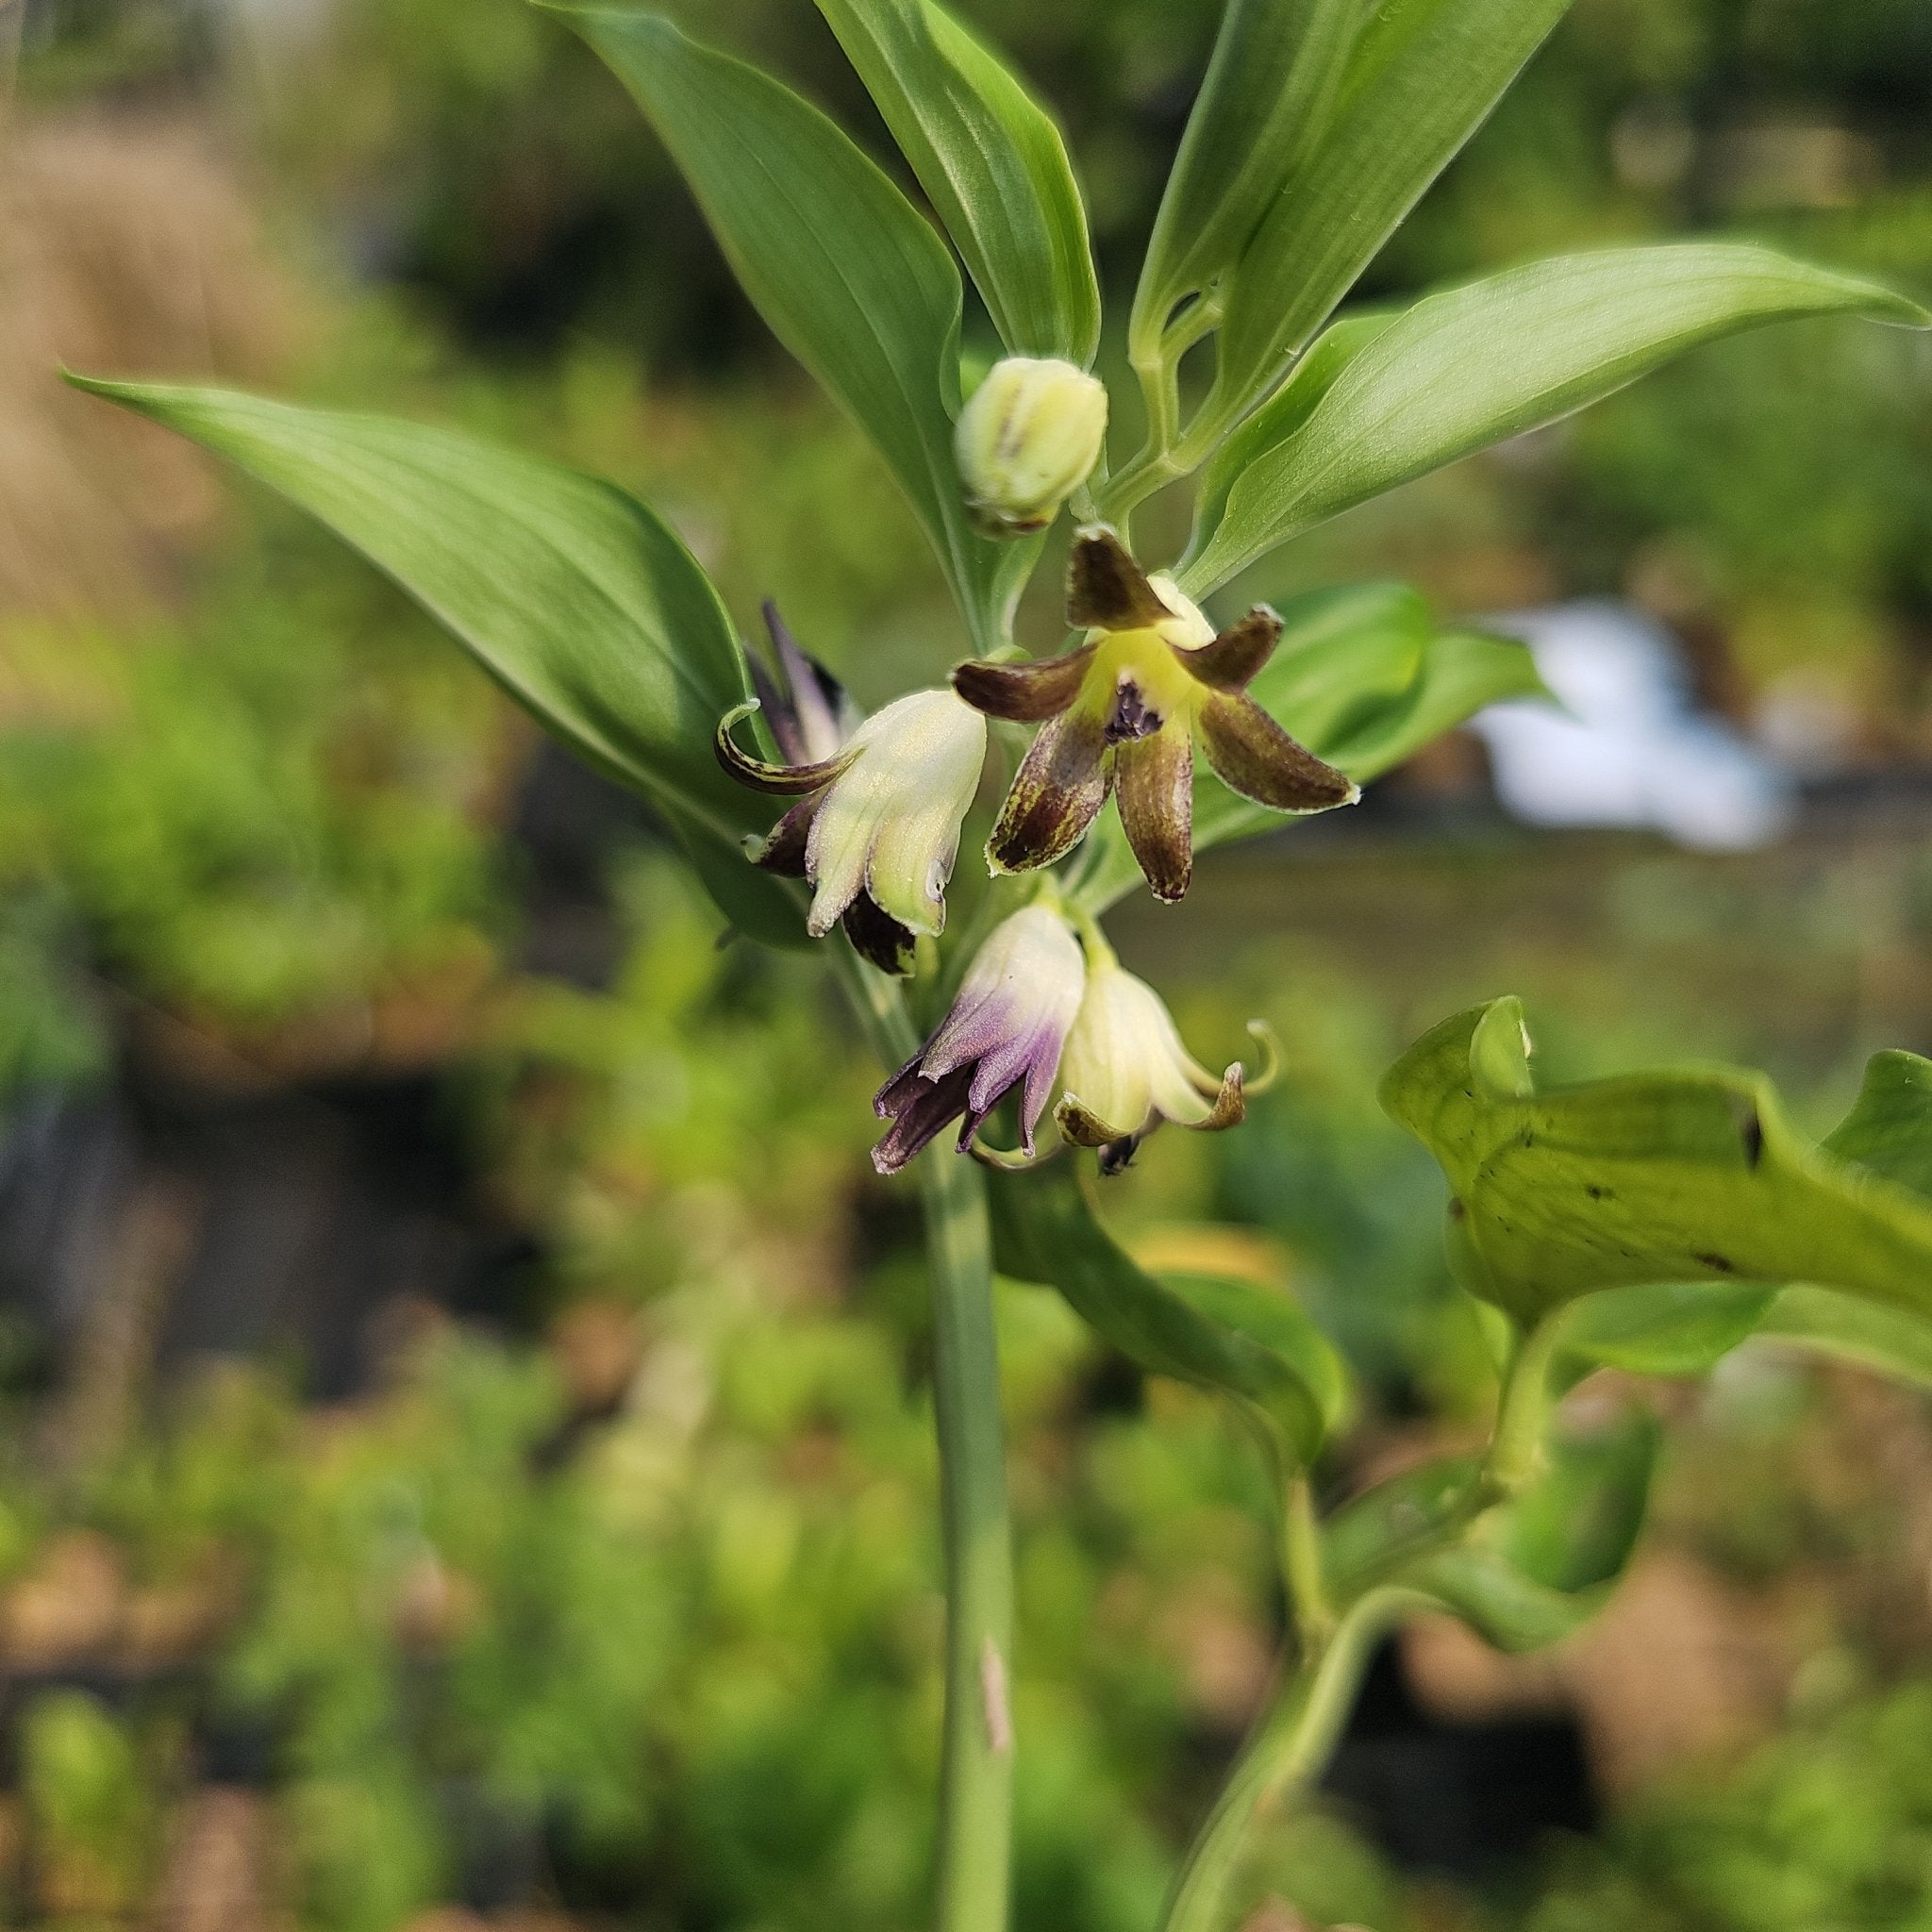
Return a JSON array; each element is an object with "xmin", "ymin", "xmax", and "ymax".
[
  {"xmin": 815, "ymin": 0, "xmax": 1099, "ymax": 365},
  {"xmin": 64, "ymin": 375, "xmax": 804, "ymax": 946},
  {"xmin": 1383, "ymin": 1000, "xmax": 1932, "ymax": 1325}
]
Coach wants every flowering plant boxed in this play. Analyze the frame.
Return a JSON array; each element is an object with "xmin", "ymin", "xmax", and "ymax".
[{"xmin": 68, "ymin": 0, "xmax": 1929, "ymax": 1926}]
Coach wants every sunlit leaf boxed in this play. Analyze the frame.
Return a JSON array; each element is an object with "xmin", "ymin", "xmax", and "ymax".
[
  {"xmin": 1383, "ymin": 1000, "xmax": 1932, "ymax": 1324},
  {"xmin": 816, "ymin": 0, "xmax": 1100, "ymax": 365},
  {"xmin": 557, "ymin": 8, "xmax": 1024, "ymax": 647},
  {"xmin": 1191, "ymin": 245, "xmax": 1930, "ymax": 591},
  {"xmin": 1209, "ymin": 0, "xmax": 1577, "ymax": 418},
  {"xmin": 990, "ymin": 1159, "xmax": 1348, "ymax": 1465},
  {"xmin": 1131, "ymin": 0, "xmax": 1360, "ymax": 353},
  {"xmin": 64, "ymin": 376, "xmax": 805, "ymax": 945}
]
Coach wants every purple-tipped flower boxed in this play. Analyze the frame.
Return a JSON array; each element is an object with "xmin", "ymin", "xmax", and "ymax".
[
  {"xmin": 873, "ymin": 904, "xmax": 1086, "ymax": 1175},
  {"xmin": 718, "ymin": 604, "xmax": 987, "ymax": 975}
]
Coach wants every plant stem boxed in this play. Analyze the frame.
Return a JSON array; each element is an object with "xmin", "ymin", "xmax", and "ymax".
[
  {"xmin": 836, "ymin": 948, "xmax": 1015, "ymax": 1932},
  {"xmin": 1158, "ymin": 1589, "xmax": 1410, "ymax": 1932}
]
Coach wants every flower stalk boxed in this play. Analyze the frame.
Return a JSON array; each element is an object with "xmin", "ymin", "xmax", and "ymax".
[{"xmin": 838, "ymin": 947, "xmax": 1015, "ymax": 1932}]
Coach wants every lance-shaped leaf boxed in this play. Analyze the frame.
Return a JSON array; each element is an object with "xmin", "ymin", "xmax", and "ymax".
[
  {"xmin": 1382, "ymin": 1000, "xmax": 1932, "ymax": 1326},
  {"xmin": 1191, "ymin": 245, "xmax": 1930, "ymax": 592},
  {"xmin": 1404, "ymin": 1411, "xmax": 1658, "ymax": 1652},
  {"xmin": 65, "ymin": 375, "xmax": 805, "ymax": 946},
  {"xmin": 1130, "ymin": 0, "xmax": 1360, "ymax": 354},
  {"xmin": 1209, "ymin": 0, "xmax": 1577, "ymax": 417},
  {"xmin": 1069, "ymin": 584, "xmax": 1544, "ymax": 914},
  {"xmin": 1557, "ymin": 1280, "xmax": 1777, "ymax": 1383},
  {"xmin": 1759, "ymin": 1287, "xmax": 1932, "ymax": 1392},
  {"xmin": 989, "ymin": 1159, "xmax": 1348, "ymax": 1466},
  {"xmin": 557, "ymin": 8, "xmax": 1021, "ymax": 647},
  {"xmin": 815, "ymin": 0, "xmax": 1099, "ymax": 366}
]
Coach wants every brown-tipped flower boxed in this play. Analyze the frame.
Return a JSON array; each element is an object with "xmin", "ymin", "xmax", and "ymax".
[
  {"xmin": 718, "ymin": 604, "xmax": 987, "ymax": 974},
  {"xmin": 1054, "ymin": 934, "xmax": 1253, "ymax": 1175},
  {"xmin": 952, "ymin": 529, "xmax": 1358, "ymax": 903}
]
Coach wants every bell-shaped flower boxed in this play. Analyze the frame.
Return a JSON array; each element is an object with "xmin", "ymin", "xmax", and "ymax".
[
  {"xmin": 956, "ymin": 357, "xmax": 1109, "ymax": 538},
  {"xmin": 873, "ymin": 903, "xmax": 1085, "ymax": 1174},
  {"xmin": 953, "ymin": 528, "xmax": 1357, "ymax": 903},
  {"xmin": 1054, "ymin": 934, "xmax": 1258, "ymax": 1174},
  {"xmin": 719, "ymin": 604, "xmax": 987, "ymax": 974}
]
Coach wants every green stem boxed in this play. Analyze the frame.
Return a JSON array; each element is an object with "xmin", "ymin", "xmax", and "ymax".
[
  {"xmin": 1158, "ymin": 1589, "xmax": 1410, "ymax": 1932},
  {"xmin": 837, "ymin": 948, "xmax": 1014, "ymax": 1932}
]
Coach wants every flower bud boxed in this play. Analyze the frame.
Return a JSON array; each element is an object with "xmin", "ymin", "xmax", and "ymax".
[{"xmin": 956, "ymin": 358, "xmax": 1108, "ymax": 538}]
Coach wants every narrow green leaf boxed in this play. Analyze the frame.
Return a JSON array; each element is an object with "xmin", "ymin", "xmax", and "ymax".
[
  {"xmin": 1069, "ymin": 585, "xmax": 1543, "ymax": 914},
  {"xmin": 65, "ymin": 375, "xmax": 804, "ymax": 945},
  {"xmin": 1193, "ymin": 244, "xmax": 1930, "ymax": 591},
  {"xmin": 1759, "ymin": 1286, "xmax": 1932, "ymax": 1392},
  {"xmin": 1210, "ymin": 0, "xmax": 1576, "ymax": 416},
  {"xmin": 989, "ymin": 1159, "xmax": 1348, "ymax": 1464},
  {"xmin": 1824, "ymin": 1050, "xmax": 1932, "ymax": 1201},
  {"xmin": 1383, "ymin": 999, "xmax": 1932, "ymax": 1324},
  {"xmin": 557, "ymin": 8, "xmax": 1019, "ymax": 646},
  {"xmin": 816, "ymin": 0, "xmax": 1100, "ymax": 365},
  {"xmin": 1131, "ymin": 0, "xmax": 1361, "ymax": 351}
]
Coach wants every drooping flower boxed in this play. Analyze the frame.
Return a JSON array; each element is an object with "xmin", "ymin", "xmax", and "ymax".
[
  {"xmin": 1054, "ymin": 931, "xmax": 1259, "ymax": 1175},
  {"xmin": 953, "ymin": 529, "xmax": 1357, "ymax": 902},
  {"xmin": 873, "ymin": 903, "xmax": 1085, "ymax": 1174},
  {"xmin": 956, "ymin": 357, "xmax": 1109, "ymax": 538},
  {"xmin": 718, "ymin": 603, "xmax": 988, "ymax": 974}
]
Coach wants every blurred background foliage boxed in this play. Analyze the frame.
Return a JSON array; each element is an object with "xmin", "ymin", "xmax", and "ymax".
[{"xmin": 4, "ymin": 0, "xmax": 1932, "ymax": 1924}]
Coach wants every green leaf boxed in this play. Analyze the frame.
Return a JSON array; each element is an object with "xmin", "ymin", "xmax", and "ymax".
[
  {"xmin": 1069, "ymin": 584, "xmax": 1544, "ymax": 914},
  {"xmin": 1210, "ymin": 0, "xmax": 1577, "ymax": 417},
  {"xmin": 815, "ymin": 0, "xmax": 1100, "ymax": 365},
  {"xmin": 64, "ymin": 376, "xmax": 805, "ymax": 946},
  {"xmin": 1823, "ymin": 1050, "xmax": 1932, "ymax": 1201},
  {"xmin": 558, "ymin": 8, "xmax": 1021, "ymax": 647},
  {"xmin": 1382, "ymin": 999, "xmax": 1932, "ymax": 1324},
  {"xmin": 1408, "ymin": 1413, "xmax": 1658, "ymax": 1652},
  {"xmin": 1557, "ymin": 1280, "xmax": 1777, "ymax": 1381},
  {"xmin": 1131, "ymin": 0, "xmax": 1360, "ymax": 353},
  {"xmin": 1192, "ymin": 244, "xmax": 1930, "ymax": 591},
  {"xmin": 989, "ymin": 1159, "xmax": 1348, "ymax": 1464},
  {"xmin": 1759, "ymin": 1286, "xmax": 1932, "ymax": 1392}
]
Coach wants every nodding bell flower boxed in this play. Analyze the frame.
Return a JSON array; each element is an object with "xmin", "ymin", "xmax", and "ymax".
[
  {"xmin": 1055, "ymin": 932, "xmax": 1262, "ymax": 1176},
  {"xmin": 953, "ymin": 528, "xmax": 1358, "ymax": 903},
  {"xmin": 718, "ymin": 603, "xmax": 987, "ymax": 975},
  {"xmin": 956, "ymin": 357, "xmax": 1109, "ymax": 538},
  {"xmin": 873, "ymin": 904, "xmax": 1085, "ymax": 1174}
]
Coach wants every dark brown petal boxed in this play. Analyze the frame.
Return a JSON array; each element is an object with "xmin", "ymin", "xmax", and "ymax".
[
  {"xmin": 952, "ymin": 644, "xmax": 1095, "ymax": 722},
  {"xmin": 1174, "ymin": 607, "xmax": 1282, "ymax": 692},
  {"xmin": 1114, "ymin": 728, "xmax": 1193, "ymax": 903},
  {"xmin": 1197, "ymin": 693, "xmax": 1357, "ymax": 812},
  {"xmin": 716, "ymin": 701, "xmax": 855, "ymax": 796},
  {"xmin": 1054, "ymin": 1095, "xmax": 1135, "ymax": 1149},
  {"xmin": 841, "ymin": 891, "xmax": 917, "ymax": 976},
  {"xmin": 986, "ymin": 708, "xmax": 1113, "ymax": 874},
  {"xmin": 872, "ymin": 1060, "xmax": 975, "ymax": 1175},
  {"xmin": 750, "ymin": 794, "xmax": 821, "ymax": 876},
  {"xmin": 1191, "ymin": 1063, "xmax": 1246, "ymax": 1133},
  {"xmin": 1066, "ymin": 526, "xmax": 1172, "ymax": 631}
]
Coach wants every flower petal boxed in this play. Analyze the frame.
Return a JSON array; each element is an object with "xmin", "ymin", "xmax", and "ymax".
[
  {"xmin": 750, "ymin": 793, "xmax": 822, "ymax": 876},
  {"xmin": 953, "ymin": 644, "xmax": 1096, "ymax": 722},
  {"xmin": 1114, "ymin": 728, "xmax": 1194, "ymax": 903},
  {"xmin": 1174, "ymin": 608, "xmax": 1282, "ymax": 692},
  {"xmin": 987, "ymin": 708, "xmax": 1113, "ymax": 874},
  {"xmin": 873, "ymin": 1062, "xmax": 976, "ymax": 1174},
  {"xmin": 1067, "ymin": 526, "xmax": 1173, "ymax": 631},
  {"xmin": 1197, "ymin": 693, "xmax": 1358, "ymax": 812},
  {"xmin": 758, "ymin": 600, "xmax": 855, "ymax": 764},
  {"xmin": 842, "ymin": 892, "xmax": 918, "ymax": 975},
  {"xmin": 1054, "ymin": 1093, "xmax": 1136, "ymax": 1148},
  {"xmin": 717, "ymin": 701, "xmax": 855, "ymax": 795}
]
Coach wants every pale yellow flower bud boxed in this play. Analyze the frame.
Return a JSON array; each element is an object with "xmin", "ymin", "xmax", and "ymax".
[{"xmin": 956, "ymin": 357, "xmax": 1108, "ymax": 538}]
